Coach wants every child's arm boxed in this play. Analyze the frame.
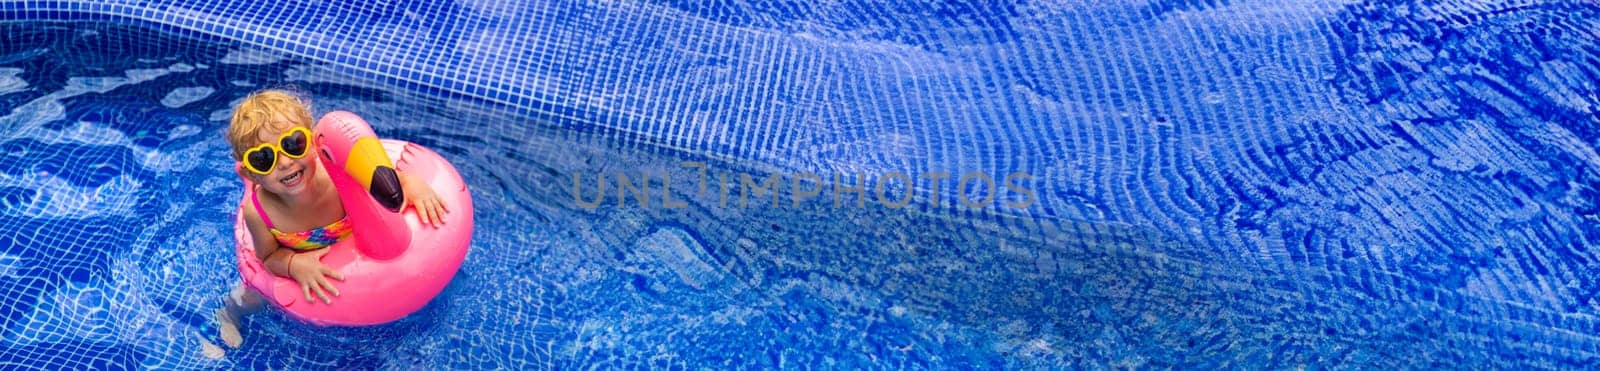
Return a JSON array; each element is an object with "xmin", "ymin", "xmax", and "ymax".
[
  {"xmin": 241, "ymin": 199, "xmax": 343, "ymax": 304},
  {"xmin": 398, "ymin": 171, "xmax": 449, "ymax": 227},
  {"xmin": 241, "ymin": 203, "xmax": 294, "ymax": 276}
]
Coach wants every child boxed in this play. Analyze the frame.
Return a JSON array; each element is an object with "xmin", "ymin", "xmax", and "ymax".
[{"xmin": 214, "ymin": 89, "xmax": 450, "ymax": 350}]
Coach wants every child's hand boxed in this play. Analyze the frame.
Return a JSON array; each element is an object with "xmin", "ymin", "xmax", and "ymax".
[
  {"xmin": 288, "ymin": 248, "xmax": 344, "ymax": 304},
  {"xmin": 401, "ymin": 173, "xmax": 449, "ymax": 227}
]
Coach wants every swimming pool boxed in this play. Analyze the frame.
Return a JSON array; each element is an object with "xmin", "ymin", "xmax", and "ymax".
[{"xmin": 2, "ymin": 0, "xmax": 1598, "ymax": 368}]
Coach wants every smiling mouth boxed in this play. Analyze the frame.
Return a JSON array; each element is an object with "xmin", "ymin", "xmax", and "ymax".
[{"xmin": 281, "ymin": 169, "xmax": 304, "ymax": 185}]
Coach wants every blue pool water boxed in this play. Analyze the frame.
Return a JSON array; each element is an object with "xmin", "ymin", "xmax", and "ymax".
[{"xmin": 2, "ymin": 0, "xmax": 1599, "ymax": 369}]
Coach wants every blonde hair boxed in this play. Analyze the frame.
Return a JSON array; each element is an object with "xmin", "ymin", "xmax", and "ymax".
[{"xmin": 225, "ymin": 89, "xmax": 314, "ymax": 160}]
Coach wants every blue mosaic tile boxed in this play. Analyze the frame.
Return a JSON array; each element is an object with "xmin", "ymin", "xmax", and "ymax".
[{"xmin": 0, "ymin": 0, "xmax": 1598, "ymax": 369}]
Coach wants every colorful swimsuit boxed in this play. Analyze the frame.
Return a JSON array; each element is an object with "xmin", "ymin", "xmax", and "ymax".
[{"xmin": 252, "ymin": 187, "xmax": 353, "ymax": 251}]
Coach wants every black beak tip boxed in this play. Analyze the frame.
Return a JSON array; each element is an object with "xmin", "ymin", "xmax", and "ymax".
[{"xmin": 370, "ymin": 166, "xmax": 405, "ymax": 213}]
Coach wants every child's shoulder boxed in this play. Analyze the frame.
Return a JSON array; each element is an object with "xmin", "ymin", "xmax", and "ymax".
[{"xmin": 238, "ymin": 185, "xmax": 269, "ymax": 228}]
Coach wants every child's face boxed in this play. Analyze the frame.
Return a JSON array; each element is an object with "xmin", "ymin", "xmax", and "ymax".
[{"xmin": 245, "ymin": 118, "xmax": 320, "ymax": 197}]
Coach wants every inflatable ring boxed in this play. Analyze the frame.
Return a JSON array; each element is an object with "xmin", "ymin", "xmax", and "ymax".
[{"xmin": 233, "ymin": 111, "xmax": 473, "ymax": 326}]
